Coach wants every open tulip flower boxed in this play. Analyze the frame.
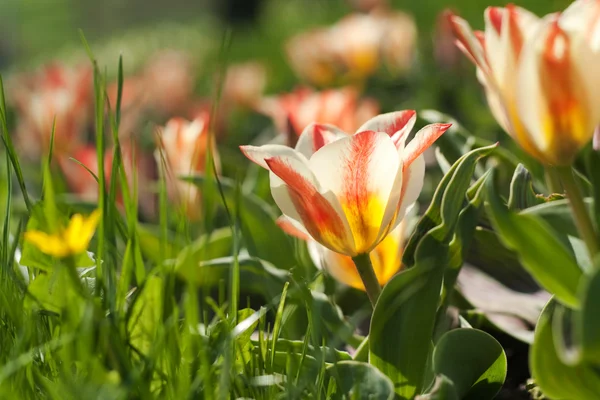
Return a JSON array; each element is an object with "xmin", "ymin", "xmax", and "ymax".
[
  {"xmin": 240, "ymin": 111, "xmax": 450, "ymax": 258},
  {"xmin": 448, "ymin": 1, "xmax": 600, "ymax": 166},
  {"xmin": 256, "ymin": 86, "xmax": 379, "ymax": 147}
]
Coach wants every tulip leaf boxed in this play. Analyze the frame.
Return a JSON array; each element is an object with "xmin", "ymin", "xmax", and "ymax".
[
  {"xmin": 432, "ymin": 328, "xmax": 506, "ymax": 400},
  {"xmin": 404, "ymin": 144, "xmax": 496, "ymax": 268},
  {"xmin": 416, "ymin": 375, "xmax": 459, "ymax": 400},
  {"xmin": 520, "ymin": 197, "xmax": 593, "ymax": 239},
  {"xmin": 585, "ymin": 148, "xmax": 600, "ymax": 232},
  {"xmin": 530, "ymin": 298, "xmax": 600, "ymax": 400},
  {"xmin": 326, "ymin": 361, "xmax": 395, "ymax": 400},
  {"xmin": 578, "ymin": 266, "xmax": 600, "ymax": 365},
  {"xmin": 369, "ymin": 244, "xmax": 446, "ymax": 399},
  {"xmin": 371, "ymin": 144, "xmax": 496, "ymax": 398},
  {"xmin": 183, "ymin": 175, "xmax": 295, "ymax": 268},
  {"xmin": 551, "ymin": 302, "xmax": 582, "ymax": 366},
  {"xmin": 128, "ymin": 275, "xmax": 164, "ymax": 355},
  {"xmin": 507, "ymin": 164, "xmax": 544, "ymax": 210},
  {"xmin": 176, "ymin": 255, "xmax": 288, "ymax": 300},
  {"xmin": 444, "ymin": 170, "xmax": 489, "ymax": 293},
  {"xmin": 485, "ymin": 170, "xmax": 582, "ymax": 308}
]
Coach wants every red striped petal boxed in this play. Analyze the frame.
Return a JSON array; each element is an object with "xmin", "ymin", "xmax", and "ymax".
[
  {"xmin": 276, "ymin": 216, "xmax": 311, "ymax": 241},
  {"xmin": 356, "ymin": 110, "xmax": 417, "ymax": 148},
  {"xmin": 403, "ymin": 123, "xmax": 451, "ymax": 168},
  {"xmin": 266, "ymin": 156, "xmax": 352, "ymax": 253}
]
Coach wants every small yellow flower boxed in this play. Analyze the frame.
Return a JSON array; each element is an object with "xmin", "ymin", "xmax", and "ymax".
[{"xmin": 24, "ymin": 209, "xmax": 101, "ymax": 258}]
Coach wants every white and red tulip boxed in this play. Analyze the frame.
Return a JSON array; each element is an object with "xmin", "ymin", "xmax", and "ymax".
[
  {"xmin": 286, "ymin": 10, "xmax": 416, "ymax": 84},
  {"xmin": 449, "ymin": 1, "xmax": 600, "ymax": 165},
  {"xmin": 59, "ymin": 144, "xmax": 156, "ymax": 215},
  {"xmin": 11, "ymin": 63, "xmax": 92, "ymax": 158},
  {"xmin": 240, "ymin": 111, "xmax": 450, "ymax": 257},
  {"xmin": 155, "ymin": 114, "xmax": 220, "ymax": 219},
  {"xmin": 278, "ymin": 214, "xmax": 409, "ymax": 290},
  {"xmin": 257, "ymin": 86, "xmax": 379, "ymax": 147},
  {"xmin": 222, "ymin": 62, "xmax": 267, "ymax": 107}
]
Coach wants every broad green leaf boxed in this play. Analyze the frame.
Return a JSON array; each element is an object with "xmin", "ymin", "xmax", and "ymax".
[
  {"xmin": 520, "ymin": 198, "xmax": 593, "ymax": 239},
  {"xmin": 530, "ymin": 298, "xmax": 600, "ymax": 399},
  {"xmin": 176, "ymin": 255, "xmax": 288, "ymax": 300},
  {"xmin": 485, "ymin": 170, "xmax": 582, "ymax": 308},
  {"xmin": 174, "ymin": 227, "xmax": 233, "ymax": 271},
  {"xmin": 578, "ymin": 267, "xmax": 600, "ymax": 365},
  {"xmin": 432, "ymin": 328, "xmax": 506, "ymax": 400},
  {"xmin": 369, "ymin": 252, "xmax": 445, "ymax": 399},
  {"xmin": 326, "ymin": 361, "xmax": 395, "ymax": 400},
  {"xmin": 137, "ymin": 224, "xmax": 183, "ymax": 264},
  {"xmin": 416, "ymin": 375, "xmax": 459, "ymax": 400},
  {"xmin": 127, "ymin": 275, "xmax": 163, "ymax": 355},
  {"xmin": 183, "ymin": 175, "xmax": 295, "ymax": 268}
]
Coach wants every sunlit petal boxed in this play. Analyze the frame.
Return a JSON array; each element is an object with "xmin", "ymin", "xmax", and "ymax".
[
  {"xmin": 356, "ymin": 110, "xmax": 417, "ymax": 148},
  {"xmin": 308, "ymin": 130, "xmax": 400, "ymax": 254}
]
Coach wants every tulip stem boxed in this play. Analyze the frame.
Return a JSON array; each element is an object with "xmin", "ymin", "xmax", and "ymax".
[
  {"xmin": 352, "ymin": 253, "xmax": 381, "ymax": 307},
  {"xmin": 555, "ymin": 166, "xmax": 600, "ymax": 260}
]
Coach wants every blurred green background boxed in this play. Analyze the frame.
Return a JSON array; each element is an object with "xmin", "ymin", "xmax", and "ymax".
[{"xmin": 0, "ymin": 0, "xmax": 574, "ymax": 142}]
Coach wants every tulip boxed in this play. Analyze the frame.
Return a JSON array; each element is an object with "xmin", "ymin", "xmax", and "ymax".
[
  {"xmin": 448, "ymin": 2, "xmax": 600, "ymax": 166},
  {"xmin": 256, "ymin": 86, "xmax": 379, "ymax": 147},
  {"xmin": 10, "ymin": 63, "xmax": 92, "ymax": 158},
  {"xmin": 222, "ymin": 62, "xmax": 267, "ymax": 107},
  {"xmin": 278, "ymin": 214, "xmax": 408, "ymax": 291},
  {"xmin": 286, "ymin": 10, "xmax": 416, "ymax": 84},
  {"xmin": 240, "ymin": 111, "xmax": 449, "ymax": 303},
  {"xmin": 24, "ymin": 210, "xmax": 101, "ymax": 258},
  {"xmin": 143, "ymin": 50, "xmax": 196, "ymax": 116},
  {"xmin": 155, "ymin": 114, "xmax": 219, "ymax": 219},
  {"xmin": 59, "ymin": 144, "xmax": 156, "ymax": 215}
]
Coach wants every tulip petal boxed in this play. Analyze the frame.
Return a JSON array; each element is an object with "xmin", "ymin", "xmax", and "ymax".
[
  {"xmin": 309, "ymin": 130, "xmax": 400, "ymax": 254},
  {"xmin": 403, "ymin": 123, "xmax": 451, "ymax": 168},
  {"xmin": 560, "ymin": 0, "xmax": 600, "ymax": 50},
  {"xmin": 295, "ymin": 123, "xmax": 348, "ymax": 158},
  {"xmin": 484, "ymin": 6, "xmax": 540, "ymax": 89},
  {"xmin": 448, "ymin": 13, "xmax": 489, "ymax": 73},
  {"xmin": 356, "ymin": 110, "xmax": 417, "ymax": 148},
  {"xmin": 396, "ymin": 154, "xmax": 426, "ymax": 225},
  {"xmin": 517, "ymin": 15, "xmax": 600, "ymax": 164},
  {"xmin": 265, "ymin": 153, "xmax": 355, "ymax": 254},
  {"xmin": 275, "ymin": 215, "xmax": 312, "ymax": 241},
  {"xmin": 240, "ymin": 144, "xmax": 300, "ymax": 169},
  {"xmin": 315, "ymin": 220, "xmax": 406, "ymax": 290}
]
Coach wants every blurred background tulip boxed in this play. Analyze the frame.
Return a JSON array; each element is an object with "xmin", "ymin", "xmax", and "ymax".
[{"xmin": 155, "ymin": 114, "xmax": 219, "ymax": 220}]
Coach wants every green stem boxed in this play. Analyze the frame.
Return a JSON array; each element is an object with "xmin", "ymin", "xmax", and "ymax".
[
  {"xmin": 555, "ymin": 166, "xmax": 600, "ymax": 260},
  {"xmin": 351, "ymin": 253, "xmax": 381, "ymax": 307},
  {"xmin": 64, "ymin": 255, "xmax": 92, "ymax": 301},
  {"xmin": 545, "ymin": 167, "xmax": 563, "ymax": 194}
]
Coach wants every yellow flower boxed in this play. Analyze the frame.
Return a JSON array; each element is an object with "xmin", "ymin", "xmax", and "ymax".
[{"xmin": 24, "ymin": 209, "xmax": 101, "ymax": 258}]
